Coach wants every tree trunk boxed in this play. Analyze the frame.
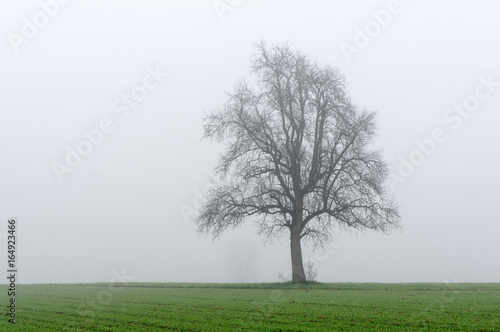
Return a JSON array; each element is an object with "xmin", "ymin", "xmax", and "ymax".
[
  {"xmin": 290, "ymin": 192, "xmax": 306, "ymax": 283},
  {"xmin": 290, "ymin": 224, "xmax": 306, "ymax": 283}
]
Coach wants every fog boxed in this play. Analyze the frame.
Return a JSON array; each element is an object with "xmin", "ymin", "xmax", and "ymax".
[{"xmin": 1, "ymin": 0, "xmax": 499, "ymax": 285}]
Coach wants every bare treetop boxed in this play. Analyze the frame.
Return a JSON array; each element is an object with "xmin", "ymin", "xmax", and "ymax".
[{"xmin": 197, "ymin": 42, "xmax": 400, "ymax": 283}]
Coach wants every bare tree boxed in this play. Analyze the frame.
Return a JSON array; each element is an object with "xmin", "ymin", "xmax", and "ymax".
[{"xmin": 196, "ymin": 42, "xmax": 400, "ymax": 283}]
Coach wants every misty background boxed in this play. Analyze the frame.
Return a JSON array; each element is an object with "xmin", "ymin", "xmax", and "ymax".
[{"xmin": 1, "ymin": 0, "xmax": 499, "ymax": 284}]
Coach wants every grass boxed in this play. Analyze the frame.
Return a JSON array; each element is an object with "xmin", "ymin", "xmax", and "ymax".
[{"xmin": 0, "ymin": 282, "xmax": 499, "ymax": 331}]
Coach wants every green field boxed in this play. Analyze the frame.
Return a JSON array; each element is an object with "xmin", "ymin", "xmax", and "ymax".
[{"xmin": 1, "ymin": 283, "xmax": 499, "ymax": 331}]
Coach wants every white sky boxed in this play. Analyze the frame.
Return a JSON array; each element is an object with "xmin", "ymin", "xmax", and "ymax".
[{"xmin": 1, "ymin": 0, "xmax": 499, "ymax": 284}]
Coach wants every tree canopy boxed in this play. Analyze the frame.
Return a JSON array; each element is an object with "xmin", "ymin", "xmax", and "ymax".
[{"xmin": 196, "ymin": 42, "xmax": 400, "ymax": 283}]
